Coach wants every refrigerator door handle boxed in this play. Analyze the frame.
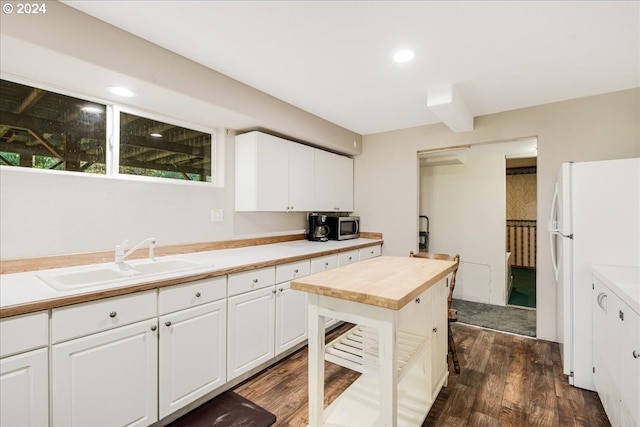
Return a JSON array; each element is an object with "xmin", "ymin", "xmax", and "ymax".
[
  {"xmin": 549, "ymin": 183, "xmax": 561, "ymax": 281},
  {"xmin": 548, "ymin": 182, "xmax": 560, "ymax": 233}
]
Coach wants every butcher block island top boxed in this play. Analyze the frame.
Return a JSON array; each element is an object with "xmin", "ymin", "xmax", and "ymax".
[{"xmin": 290, "ymin": 255, "xmax": 457, "ymax": 310}]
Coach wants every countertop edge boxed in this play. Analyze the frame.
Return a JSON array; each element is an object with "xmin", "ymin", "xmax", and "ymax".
[
  {"xmin": 0, "ymin": 239, "xmax": 383, "ymax": 318},
  {"xmin": 589, "ymin": 264, "xmax": 640, "ymax": 315}
]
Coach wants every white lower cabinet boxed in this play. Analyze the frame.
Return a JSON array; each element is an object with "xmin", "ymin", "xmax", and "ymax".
[
  {"xmin": 158, "ymin": 277, "xmax": 227, "ymax": 419},
  {"xmin": 52, "ymin": 319, "xmax": 158, "ymax": 427},
  {"xmin": 592, "ymin": 276, "xmax": 640, "ymax": 427},
  {"xmin": 227, "ymin": 286, "xmax": 276, "ymax": 380},
  {"xmin": 275, "ymin": 282, "xmax": 308, "ymax": 355},
  {"xmin": 430, "ymin": 279, "xmax": 448, "ymax": 394},
  {"xmin": 227, "ymin": 261, "xmax": 311, "ymax": 380},
  {"xmin": 0, "ymin": 348, "xmax": 48, "ymax": 427},
  {"xmin": 51, "ymin": 291, "xmax": 158, "ymax": 427},
  {"xmin": 0, "ymin": 311, "xmax": 49, "ymax": 427}
]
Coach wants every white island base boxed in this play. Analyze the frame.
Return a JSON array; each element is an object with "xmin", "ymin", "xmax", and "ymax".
[{"xmin": 294, "ymin": 256, "xmax": 455, "ymax": 427}]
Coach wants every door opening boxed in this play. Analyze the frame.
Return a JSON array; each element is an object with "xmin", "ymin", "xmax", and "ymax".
[{"xmin": 505, "ymin": 156, "xmax": 537, "ymax": 309}]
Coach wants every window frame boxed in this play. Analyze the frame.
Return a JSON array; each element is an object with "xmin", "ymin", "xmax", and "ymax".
[{"xmin": 0, "ymin": 77, "xmax": 223, "ymax": 188}]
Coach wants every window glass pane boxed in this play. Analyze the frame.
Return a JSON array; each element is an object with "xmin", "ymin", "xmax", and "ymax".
[
  {"xmin": 0, "ymin": 79, "xmax": 106, "ymax": 173},
  {"xmin": 119, "ymin": 112, "xmax": 212, "ymax": 182}
]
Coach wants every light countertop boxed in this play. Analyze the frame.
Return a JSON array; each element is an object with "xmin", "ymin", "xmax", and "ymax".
[
  {"xmin": 0, "ymin": 238, "xmax": 381, "ymax": 318},
  {"xmin": 291, "ymin": 256, "xmax": 456, "ymax": 310},
  {"xmin": 589, "ymin": 264, "xmax": 640, "ymax": 314}
]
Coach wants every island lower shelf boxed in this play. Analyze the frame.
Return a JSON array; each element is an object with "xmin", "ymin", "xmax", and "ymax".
[{"xmin": 325, "ymin": 324, "xmax": 430, "ymax": 382}]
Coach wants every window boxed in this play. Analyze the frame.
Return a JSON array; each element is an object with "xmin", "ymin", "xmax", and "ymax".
[
  {"xmin": 0, "ymin": 79, "xmax": 107, "ymax": 173},
  {"xmin": 119, "ymin": 112, "xmax": 212, "ymax": 182},
  {"xmin": 0, "ymin": 79, "xmax": 217, "ymax": 184}
]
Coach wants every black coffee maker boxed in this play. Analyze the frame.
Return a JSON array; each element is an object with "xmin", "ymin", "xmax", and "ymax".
[{"xmin": 307, "ymin": 213, "xmax": 329, "ymax": 242}]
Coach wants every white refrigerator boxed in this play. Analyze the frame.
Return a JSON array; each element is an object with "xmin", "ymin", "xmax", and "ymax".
[{"xmin": 548, "ymin": 158, "xmax": 639, "ymax": 391}]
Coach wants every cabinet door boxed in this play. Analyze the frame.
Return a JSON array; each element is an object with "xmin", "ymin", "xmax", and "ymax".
[
  {"xmin": 0, "ymin": 348, "xmax": 48, "ymax": 427},
  {"xmin": 313, "ymin": 150, "xmax": 354, "ymax": 212},
  {"xmin": 52, "ymin": 319, "xmax": 158, "ymax": 427},
  {"xmin": 159, "ymin": 300, "xmax": 227, "ymax": 419},
  {"xmin": 310, "ymin": 255, "xmax": 339, "ymax": 328},
  {"xmin": 616, "ymin": 300, "xmax": 640, "ymax": 427},
  {"xmin": 275, "ymin": 282, "xmax": 308, "ymax": 355},
  {"xmin": 227, "ymin": 287, "xmax": 275, "ymax": 380},
  {"xmin": 313, "ymin": 149, "xmax": 335, "ymax": 211},
  {"xmin": 431, "ymin": 279, "xmax": 448, "ymax": 393},
  {"xmin": 235, "ymin": 132, "xmax": 288, "ymax": 211},
  {"xmin": 288, "ymin": 142, "xmax": 315, "ymax": 212},
  {"xmin": 334, "ymin": 154, "xmax": 354, "ymax": 212}
]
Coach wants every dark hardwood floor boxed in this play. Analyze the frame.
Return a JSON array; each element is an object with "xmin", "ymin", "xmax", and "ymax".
[{"xmin": 233, "ymin": 323, "xmax": 610, "ymax": 427}]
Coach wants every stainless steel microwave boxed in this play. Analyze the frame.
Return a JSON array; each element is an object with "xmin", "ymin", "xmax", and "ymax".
[{"xmin": 326, "ymin": 216, "xmax": 360, "ymax": 240}]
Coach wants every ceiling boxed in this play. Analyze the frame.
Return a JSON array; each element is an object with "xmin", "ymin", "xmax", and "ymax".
[{"xmin": 60, "ymin": 1, "xmax": 639, "ymax": 136}]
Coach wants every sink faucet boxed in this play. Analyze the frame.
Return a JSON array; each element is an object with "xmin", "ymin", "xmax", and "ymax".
[{"xmin": 115, "ymin": 238, "xmax": 156, "ymax": 267}]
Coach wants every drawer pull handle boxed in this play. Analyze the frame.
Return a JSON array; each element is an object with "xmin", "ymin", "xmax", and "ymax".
[
  {"xmin": 150, "ymin": 325, "xmax": 157, "ymax": 331},
  {"xmin": 294, "ymin": 269, "xmax": 299, "ymax": 274},
  {"xmin": 433, "ymin": 327, "xmax": 437, "ymax": 333},
  {"xmin": 195, "ymin": 292, "xmax": 201, "ymax": 297},
  {"xmin": 165, "ymin": 321, "xmax": 172, "ymax": 327},
  {"xmin": 633, "ymin": 350, "xmax": 640, "ymax": 359},
  {"xmin": 272, "ymin": 289, "xmax": 277, "ymax": 294},
  {"xmin": 253, "ymin": 279, "xmax": 259, "ymax": 283},
  {"xmin": 109, "ymin": 311, "xmax": 117, "ymax": 318},
  {"xmin": 415, "ymin": 298, "xmax": 421, "ymax": 303}
]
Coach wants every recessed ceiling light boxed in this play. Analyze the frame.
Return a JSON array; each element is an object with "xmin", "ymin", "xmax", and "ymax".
[
  {"xmin": 107, "ymin": 85, "xmax": 136, "ymax": 97},
  {"xmin": 81, "ymin": 106, "xmax": 102, "ymax": 114},
  {"xmin": 393, "ymin": 49, "xmax": 415, "ymax": 63},
  {"xmin": 150, "ymin": 133, "xmax": 162, "ymax": 138}
]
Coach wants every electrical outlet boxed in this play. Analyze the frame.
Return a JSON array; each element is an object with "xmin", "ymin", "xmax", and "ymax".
[{"xmin": 211, "ymin": 208, "xmax": 223, "ymax": 222}]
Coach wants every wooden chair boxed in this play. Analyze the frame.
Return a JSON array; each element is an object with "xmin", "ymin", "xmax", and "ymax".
[{"xmin": 410, "ymin": 251, "xmax": 461, "ymax": 374}]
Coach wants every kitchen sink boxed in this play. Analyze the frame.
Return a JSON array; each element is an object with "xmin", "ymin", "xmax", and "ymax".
[
  {"xmin": 126, "ymin": 258, "xmax": 202, "ymax": 275},
  {"xmin": 37, "ymin": 258, "xmax": 207, "ymax": 291}
]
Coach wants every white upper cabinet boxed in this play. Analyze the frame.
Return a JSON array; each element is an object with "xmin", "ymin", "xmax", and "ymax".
[
  {"xmin": 235, "ymin": 131, "xmax": 353, "ymax": 212},
  {"xmin": 235, "ymin": 131, "xmax": 314, "ymax": 212},
  {"xmin": 288, "ymin": 141, "xmax": 315, "ymax": 212},
  {"xmin": 314, "ymin": 149, "xmax": 353, "ymax": 212}
]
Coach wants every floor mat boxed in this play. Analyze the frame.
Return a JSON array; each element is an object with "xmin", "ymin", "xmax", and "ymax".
[
  {"xmin": 452, "ymin": 298, "xmax": 536, "ymax": 337},
  {"xmin": 167, "ymin": 391, "xmax": 276, "ymax": 427}
]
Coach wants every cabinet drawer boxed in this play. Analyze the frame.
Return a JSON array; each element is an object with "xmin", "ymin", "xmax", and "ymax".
[
  {"xmin": 1, "ymin": 311, "xmax": 48, "ymax": 358},
  {"xmin": 228, "ymin": 267, "xmax": 275, "ymax": 297},
  {"xmin": 359, "ymin": 245, "xmax": 381, "ymax": 261},
  {"xmin": 52, "ymin": 290, "xmax": 157, "ymax": 343},
  {"xmin": 337, "ymin": 250, "xmax": 359, "ymax": 266},
  {"xmin": 310, "ymin": 254, "xmax": 338, "ymax": 274},
  {"xmin": 276, "ymin": 260, "xmax": 310, "ymax": 284},
  {"xmin": 159, "ymin": 276, "xmax": 226, "ymax": 315}
]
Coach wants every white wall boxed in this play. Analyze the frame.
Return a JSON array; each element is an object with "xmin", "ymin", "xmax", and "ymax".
[
  {"xmin": 355, "ymin": 89, "xmax": 640, "ymax": 341},
  {"xmin": 0, "ymin": 130, "xmax": 307, "ymax": 259}
]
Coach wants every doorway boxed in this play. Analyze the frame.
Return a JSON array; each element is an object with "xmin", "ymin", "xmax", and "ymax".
[{"xmin": 505, "ymin": 156, "xmax": 537, "ymax": 309}]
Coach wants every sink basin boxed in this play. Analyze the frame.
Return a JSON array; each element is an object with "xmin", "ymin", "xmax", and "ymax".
[
  {"xmin": 37, "ymin": 258, "xmax": 207, "ymax": 291},
  {"xmin": 128, "ymin": 258, "xmax": 202, "ymax": 275}
]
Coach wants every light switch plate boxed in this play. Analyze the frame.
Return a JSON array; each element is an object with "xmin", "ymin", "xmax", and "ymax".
[{"xmin": 211, "ymin": 208, "xmax": 223, "ymax": 222}]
